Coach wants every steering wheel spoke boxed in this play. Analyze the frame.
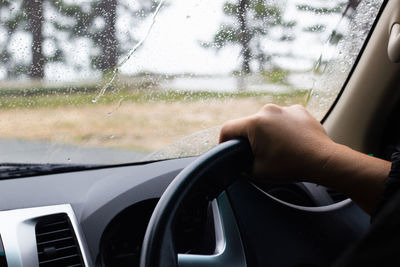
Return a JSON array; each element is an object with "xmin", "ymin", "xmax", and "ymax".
[
  {"xmin": 140, "ymin": 139, "xmax": 252, "ymax": 267},
  {"xmin": 178, "ymin": 193, "xmax": 247, "ymax": 267}
]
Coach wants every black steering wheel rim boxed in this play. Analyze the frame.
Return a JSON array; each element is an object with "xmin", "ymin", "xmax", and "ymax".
[{"xmin": 140, "ymin": 139, "xmax": 253, "ymax": 267}]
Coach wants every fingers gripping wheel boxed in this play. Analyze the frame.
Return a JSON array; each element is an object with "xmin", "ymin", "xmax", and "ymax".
[{"xmin": 140, "ymin": 139, "xmax": 253, "ymax": 267}]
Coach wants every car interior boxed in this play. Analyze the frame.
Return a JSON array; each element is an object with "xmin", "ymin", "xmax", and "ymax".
[{"xmin": 1, "ymin": 0, "xmax": 400, "ymax": 266}]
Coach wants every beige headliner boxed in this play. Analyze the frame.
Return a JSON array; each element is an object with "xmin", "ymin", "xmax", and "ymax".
[{"xmin": 324, "ymin": 0, "xmax": 400, "ymax": 154}]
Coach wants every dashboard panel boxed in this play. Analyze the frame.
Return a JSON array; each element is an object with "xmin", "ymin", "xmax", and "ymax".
[
  {"xmin": 0, "ymin": 157, "xmax": 370, "ymax": 267},
  {"xmin": 0, "ymin": 157, "xmax": 195, "ymax": 266}
]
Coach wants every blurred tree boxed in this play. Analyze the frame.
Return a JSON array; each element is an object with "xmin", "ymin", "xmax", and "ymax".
[
  {"xmin": 95, "ymin": 0, "xmax": 118, "ymax": 72},
  {"xmin": 0, "ymin": 0, "xmax": 63, "ymax": 79},
  {"xmin": 0, "ymin": 1, "xmax": 20, "ymax": 78},
  {"xmin": 51, "ymin": 0, "xmax": 159, "ymax": 76},
  {"xmin": 26, "ymin": 0, "xmax": 45, "ymax": 79},
  {"xmin": 204, "ymin": 0, "xmax": 296, "ymax": 74},
  {"xmin": 0, "ymin": 0, "xmax": 159, "ymax": 79}
]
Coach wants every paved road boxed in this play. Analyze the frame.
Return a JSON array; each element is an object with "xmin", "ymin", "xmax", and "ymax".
[{"xmin": 0, "ymin": 139, "xmax": 147, "ymax": 165}]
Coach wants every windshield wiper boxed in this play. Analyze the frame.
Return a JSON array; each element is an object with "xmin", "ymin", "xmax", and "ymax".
[{"xmin": 0, "ymin": 163, "xmax": 101, "ymax": 179}]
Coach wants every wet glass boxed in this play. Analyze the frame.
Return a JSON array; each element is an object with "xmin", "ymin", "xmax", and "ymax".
[{"xmin": 0, "ymin": 0, "xmax": 384, "ymax": 164}]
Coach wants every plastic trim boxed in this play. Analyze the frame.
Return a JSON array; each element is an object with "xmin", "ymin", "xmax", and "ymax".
[
  {"xmin": 0, "ymin": 204, "xmax": 92, "ymax": 267},
  {"xmin": 251, "ymin": 182, "xmax": 352, "ymax": 212},
  {"xmin": 178, "ymin": 193, "xmax": 247, "ymax": 267}
]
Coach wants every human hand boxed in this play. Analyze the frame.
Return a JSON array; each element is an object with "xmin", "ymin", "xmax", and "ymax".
[{"xmin": 219, "ymin": 104, "xmax": 336, "ymax": 182}]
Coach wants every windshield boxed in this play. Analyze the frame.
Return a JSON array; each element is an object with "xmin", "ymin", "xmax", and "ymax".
[{"xmin": 0, "ymin": 0, "xmax": 384, "ymax": 165}]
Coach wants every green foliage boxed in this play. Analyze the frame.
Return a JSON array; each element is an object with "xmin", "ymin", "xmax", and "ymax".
[
  {"xmin": 223, "ymin": 2, "xmax": 238, "ymax": 16},
  {"xmin": 304, "ymin": 24, "xmax": 326, "ymax": 33},
  {"xmin": 213, "ymin": 26, "xmax": 240, "ymax": 47},
  {"xmin": 254, "ymin": 3, "xmax": 281, "ymax": 21},
  {"xmin": 0, "ymin": 84, "xmax": 309, "ymax": 109},
  {"xmin": 296, "ymin": 4, "xmax": 346, "ymax": 15},
  {"xmin": 261, "ymin": 68, "xmax": 289, "ymax": 85}
]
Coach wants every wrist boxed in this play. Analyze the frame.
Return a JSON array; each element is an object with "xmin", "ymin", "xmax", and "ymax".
[
  {"xmin": 304, "ymin": 140, "xmax": 343, "ymax": 184},
  {"xmin": 310, "ymin": 142, "xmax": 391, "ymax": 213}
]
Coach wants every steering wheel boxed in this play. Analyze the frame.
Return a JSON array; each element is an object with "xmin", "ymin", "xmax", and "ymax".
[
  {"xmin": 140, "ymin": 139, "xmax": 253, "ymax": 267},
  {"xmin": 140, "ymin": 139, "xmax": 371, "ymax": 267}
]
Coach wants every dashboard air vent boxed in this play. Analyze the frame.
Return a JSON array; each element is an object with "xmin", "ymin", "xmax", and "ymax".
[{"xmin": 35, "ymin": 213, "xmax": 84, "ymax": 267}]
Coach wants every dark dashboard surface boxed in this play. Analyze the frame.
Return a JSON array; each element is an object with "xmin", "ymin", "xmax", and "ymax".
[
  {"xmin": 0, "ymin": 157, "xmax": 195, "ymax": 262},
  {"xmin": 0, "ymin": 157, "xmax": 371, "ymax": 266}
]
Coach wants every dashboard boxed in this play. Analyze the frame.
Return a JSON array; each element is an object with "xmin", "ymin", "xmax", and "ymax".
[
  {"xmin": 0, "ymin": 157, "xmax": 193, "ymax": 267},
  {"xmin": 0, "ymin": 157, "xmax": 370, "ymax": 267}
]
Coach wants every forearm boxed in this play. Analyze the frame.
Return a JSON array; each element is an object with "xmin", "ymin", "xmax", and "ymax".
[
  {"xmin": 219, "ymin": 104, "xmax": 392, "ymax": 214},
  {"xmin": 310, "ymin": 143, "xmax": 391, "ymax": 214}
]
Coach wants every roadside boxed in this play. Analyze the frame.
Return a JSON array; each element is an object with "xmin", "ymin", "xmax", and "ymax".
[
  {"xmin": 0, "ymin": 96, "xmax": 306, "ymax": 153},
  {"xmin": 0, "ymin": 75, "xmax": 309, "ymax": 163}
]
